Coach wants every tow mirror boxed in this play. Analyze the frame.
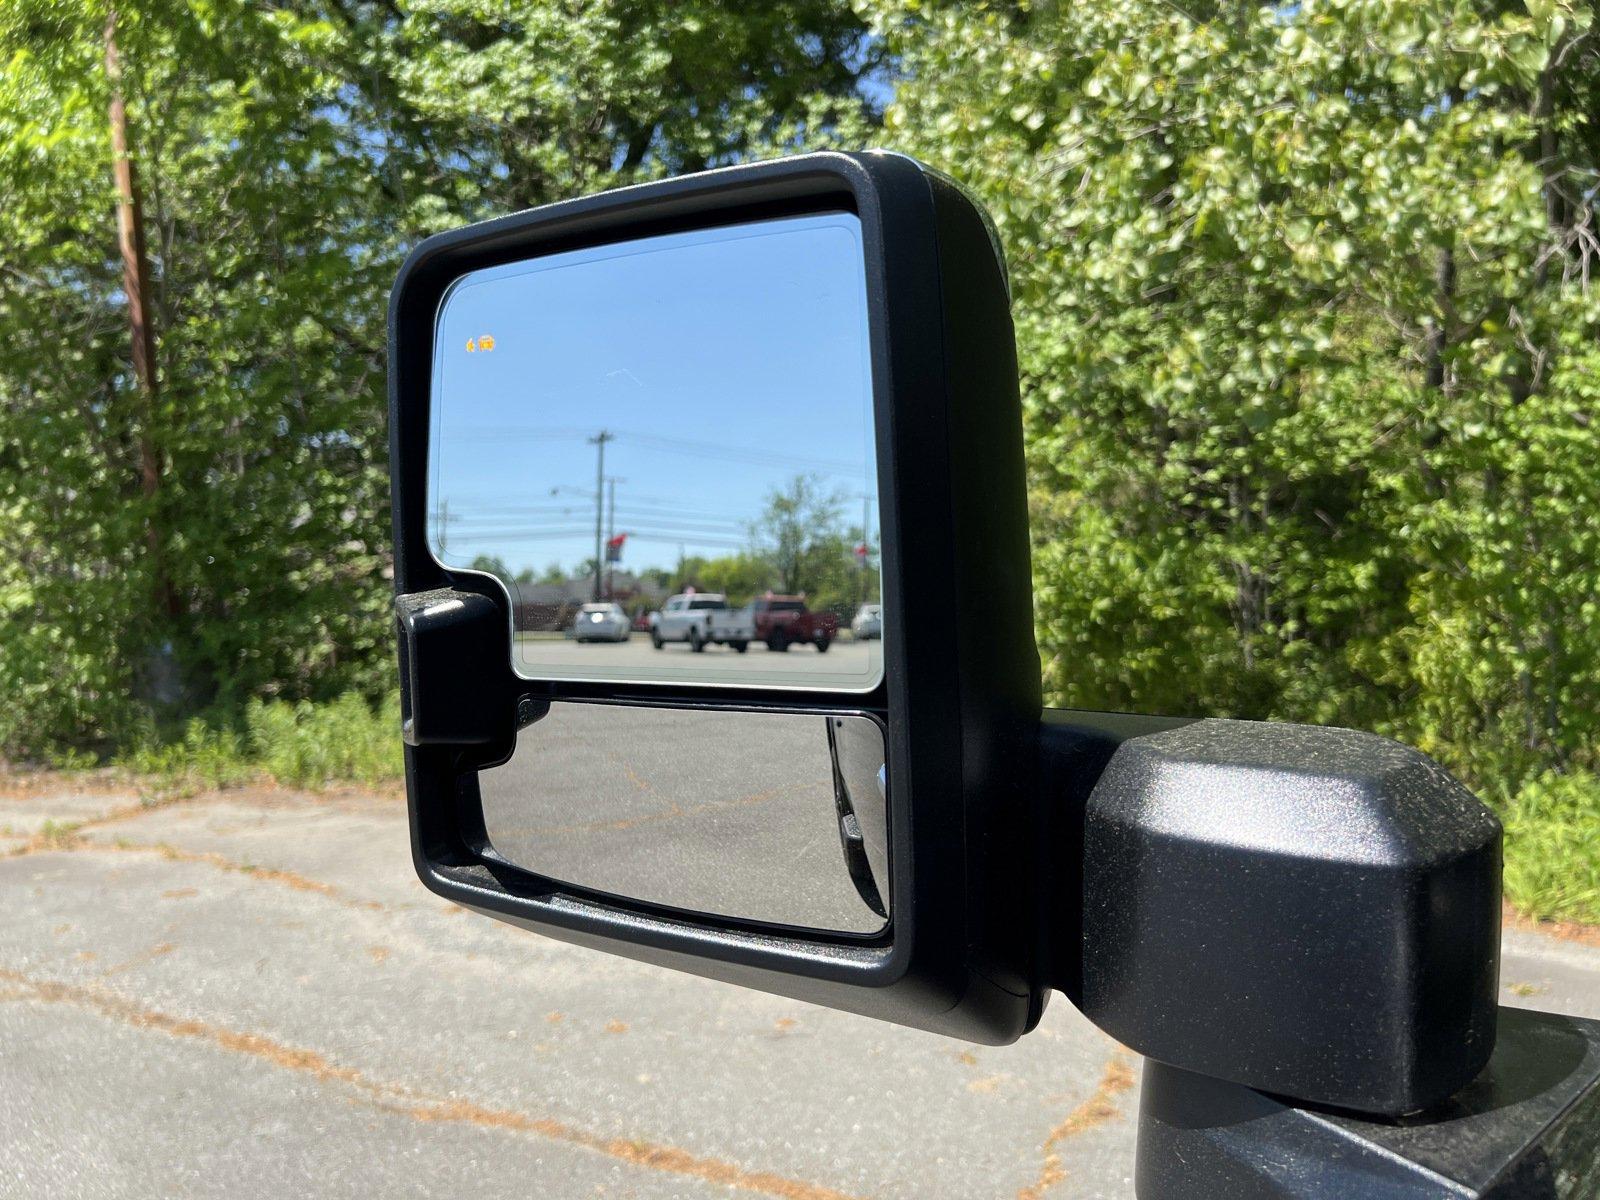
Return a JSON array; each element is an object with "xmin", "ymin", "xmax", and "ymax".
[
  {"xmin": 390, "ymin": 151, "xmax": 1509, "ymax": 1117},
  {"xmin": 389, "ymin": 151, "xmax": 1044, "ymax": 1043}
]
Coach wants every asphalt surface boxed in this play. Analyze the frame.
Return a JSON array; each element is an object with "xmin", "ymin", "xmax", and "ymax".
[
  {"xmin": 480, "ymin": 705, "xmax": 887, "ymax": 934},
  {"xmin": 3, "ymin": 766, "xmax": 1598, "ymax": 1200},
  {"xmin": 515, "ymin": 633, "xmax": 882, "ymax": 692}
]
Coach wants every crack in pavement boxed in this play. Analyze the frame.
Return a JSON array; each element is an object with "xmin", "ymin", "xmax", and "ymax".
[
  {"xmin": 5, "ymin": 838, "xmax": 386, "ymax": 911},
  {"xmin": 1016, "ymin": 1052, "xmax": 1136, "ymax": 1200},
  {"xmin": 4, "ymin": 794, "xmax": 203, "ymax": 855},
  {"xmin": 98, "ymin": 941, "xmax": 176, "ymax": 978},
  {"xmin": 0, "ymin": 965, "xmax": 864, "ymax": 1200}
]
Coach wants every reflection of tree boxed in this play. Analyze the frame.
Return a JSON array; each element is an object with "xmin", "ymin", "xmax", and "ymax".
[
  {"xmin": 754, "ymin": 474, "xmax": 847, "ymax": 595},
  {"xmin": 663, "ymin": 475, "xmax": 879, "ymax": 617},
  {"xmin": 484, "ymin": 475, "xmax": 878, "ymax": 618},
  {"xmin": 676, "ymin": 552, "xmax": 774, "ymax": 604}
]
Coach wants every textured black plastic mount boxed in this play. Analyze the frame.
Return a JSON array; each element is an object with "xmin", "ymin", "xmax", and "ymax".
[
  {"xmin": 394, "ymin": 588, "xmax": 518, "ymax": 747},
  {"xmin": 388, "ymin": 151, "xmax": 1043, "ymax": 1044},
  {"xmin": 1135, "ymin": 1006, "xmax": 1600, "ymax": 1199},
  {"xmin": 1082, "ymin": 719, "xmax": 1503, "ymax": 1114}
]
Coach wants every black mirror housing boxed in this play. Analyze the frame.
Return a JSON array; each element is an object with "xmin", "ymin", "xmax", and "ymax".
[
  {"xmin": 1081, "ymin": 719, "xmax": 1502, "ymax": 1114},
  {"xmin": 388, "ymin": 152, "xmax": 1044, "ymax": 1044}
]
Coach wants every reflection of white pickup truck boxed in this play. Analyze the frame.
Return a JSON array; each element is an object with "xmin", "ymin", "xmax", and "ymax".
[{"xmin": 648, "ymin": 593, "xmax": 755, "ymax": 653}]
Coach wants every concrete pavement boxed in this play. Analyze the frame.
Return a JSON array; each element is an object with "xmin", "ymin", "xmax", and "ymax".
[{"xmin": 2, "ymin": 770, "xmax": 1597, "ymax": 1199}]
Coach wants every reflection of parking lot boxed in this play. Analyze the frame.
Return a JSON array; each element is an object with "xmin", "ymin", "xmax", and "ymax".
[
  {"xmin": 478, "ymin": 703, "xmax": 884, "ymax": 934},
  {"xmin": 515, "ymin": 632, "xmax": 877, "ymax": 679}
]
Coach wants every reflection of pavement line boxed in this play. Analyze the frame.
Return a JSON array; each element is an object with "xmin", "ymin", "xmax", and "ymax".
[
  {"xmin": 1016, "ymin": 1051, "xmax": 1136, "ymax": 1200},
  {"xmin": 0, "ymin": 965, "xmax": 864, "ymax": 1200},
  {"xmin": 501, "ymin": 787, "xmax": 790, "ymax": 839}
]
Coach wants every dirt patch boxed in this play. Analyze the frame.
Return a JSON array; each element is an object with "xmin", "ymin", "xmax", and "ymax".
[
  {"xmin": 1017, "ymin": 1052, "xmax": 1136, "ymax": 1200},
  {"xmin": 1504, "ymin": 900, "xmax": 1600, "ymax": 950}
]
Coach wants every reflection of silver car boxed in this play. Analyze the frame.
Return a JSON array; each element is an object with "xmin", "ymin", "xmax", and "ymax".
[
  {"xmin": 572, "ymin": 602, "xmax": 630, "ymax": 642},
  {"xmin": 851, "ymin": 603, "xmax": 882, "ymax": 640}
]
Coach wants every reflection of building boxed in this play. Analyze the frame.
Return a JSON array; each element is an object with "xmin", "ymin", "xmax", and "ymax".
[{"xmin": 510, "ymin": 571, "xmax": 668, "ymax": 631}]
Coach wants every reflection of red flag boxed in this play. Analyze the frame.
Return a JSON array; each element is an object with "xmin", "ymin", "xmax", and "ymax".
[{"xmin": 605, "ymin": 532, "xmax": 627, "ymax": 563}]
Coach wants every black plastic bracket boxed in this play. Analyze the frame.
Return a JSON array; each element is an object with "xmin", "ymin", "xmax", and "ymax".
[
  {"xmin": 1078, "ymin": 718, "xmax": 1502, "ymax": 1114},
  {"xmin": 1136, "ymin": 1005, "xmax": 1600, "ymax": 1198},
  {"xmin": 395, "ymin": 588, "xmax": 520, "ymax": 747}
]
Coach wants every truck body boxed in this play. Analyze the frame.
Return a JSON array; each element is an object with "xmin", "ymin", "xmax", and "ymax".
[
  {"xmin": 648, "ymin": 593, "xmax": 755, "ymax": 652},
  {"xmin": 750, "ymin": 596, "xmax": 835, "ymax": 652}
]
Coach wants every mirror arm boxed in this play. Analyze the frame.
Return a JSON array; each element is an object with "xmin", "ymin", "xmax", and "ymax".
[
  {"xmin": 1037, "ymin": 710, "xmax": 1503, "ymax": 1116},
  {"xmin": 1134, "ymin": 1006, "xmax": 1600, "ymax": 1199},
  {"xmin": 1034, "ymin": 708, "xmax": 1197, "ymax": 1005}
]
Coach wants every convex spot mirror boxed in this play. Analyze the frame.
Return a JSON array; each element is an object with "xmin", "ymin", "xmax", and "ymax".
[
  {"xmin": 390, "ymin": 152, "xmax": 1042, "ymax": 1044},
  {"xmin": 479, "ymin": 704, "xmax": 889, "ymax": 935}
]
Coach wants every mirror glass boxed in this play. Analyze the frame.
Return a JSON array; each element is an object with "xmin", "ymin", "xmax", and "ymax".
[
  {"xmin": 478, "ymin": 704, "xmax": 889, "ymax": 935},
  {"xmin": 429, "ymin": 213, "xmax": 883, "ymax": 692}
]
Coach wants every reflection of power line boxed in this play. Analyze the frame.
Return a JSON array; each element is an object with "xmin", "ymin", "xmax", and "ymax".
[
  {"xmin": 454, "ymin": 515, "xmax": 743, "ymax": 536},
  {"xmin": 444, "ymin": 426, "xmax": 865, "ymax": 476},
  {"xmin": 449, "ymin": 427, "xmax": 593, "ymax": 443},
  {"xmin": 459, "ymin": 502, "xmax": 747, "ymax": 529},
  {"xmin": 445, "ymin": 529, "xmax": 598, "ymax": 544},
  {"xmin": 617, "ymin": 531, "xmax": 748, "ymax": 549},
  {"xmin": 618, "ymin": 430, "xmax": 862, "ymax": 475},
  {"xmin": 450, "ymin": 523, "xmax": 751, "ymax": 549}
]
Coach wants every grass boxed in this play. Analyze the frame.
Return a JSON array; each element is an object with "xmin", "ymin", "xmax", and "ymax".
[
  {"xmin": 32, "ymin": 689, "xmax": 1600, "ymax": 929},
  {"xmin": 109, "ymin": 691, "xmax": 403, "ymax": 794},
  {"xmin": 1499, "ymin": 770, "xmax": 1600, "ymax": 928}
]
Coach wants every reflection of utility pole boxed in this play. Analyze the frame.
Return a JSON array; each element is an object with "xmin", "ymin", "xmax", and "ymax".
[
  {"xmin": 438, "ymin": 497, "xmax": 450, "ymax": 555},
  {"xmin": 604, "ymin": 475, "xmax": 624, "ymax": 600},
  {"xmin": 861, "ymin": 492, "xmax": 870, "ymax": 606},
  {"xmin": 850, "ymin": 492, "xmax": 875, "ymax": 606},
  {"xmin": 588, "ymin": 430, "xmax": 613, "ymax": 600}
]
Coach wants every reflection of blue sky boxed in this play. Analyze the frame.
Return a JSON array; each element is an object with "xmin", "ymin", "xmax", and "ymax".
[{"xmin": 429, "ymin": 214, "xmax": 876, "ymax": 575}]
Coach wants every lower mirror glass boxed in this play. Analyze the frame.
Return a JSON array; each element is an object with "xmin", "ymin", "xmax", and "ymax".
[{"xmin": 477, "ymin": 703, "xmax": 889, "ymax": 936}]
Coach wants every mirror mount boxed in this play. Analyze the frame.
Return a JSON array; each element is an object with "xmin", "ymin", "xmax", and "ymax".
[
  {"xmin": 395, "ymin": 587, "xmax": 520, "ymax": 750},
  {"xmin": 1040, "ymin": 714, "xmax": 1502, "ymax": 1116}
]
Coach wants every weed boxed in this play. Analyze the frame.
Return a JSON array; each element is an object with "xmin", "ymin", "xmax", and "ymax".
[
  {"xmin": 1499, "ymin": 771, "xmax": 1600, "ymax": 927},
  {"xmin": 61, "ymin": 692, "xmax": 404, "ymax": 794}
]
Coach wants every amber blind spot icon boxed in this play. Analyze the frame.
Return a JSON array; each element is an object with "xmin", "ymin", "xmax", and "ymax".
[{"xmin": 464, "ymin": 334, "xmax": 496, "ymax": 353}]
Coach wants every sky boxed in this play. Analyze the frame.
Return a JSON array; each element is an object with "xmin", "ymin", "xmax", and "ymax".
[{"xmin": 428, "ymin": 212, "xmax": 878, "ymax": 579}]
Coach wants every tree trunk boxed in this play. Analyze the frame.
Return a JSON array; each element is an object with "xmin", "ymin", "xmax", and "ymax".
[{"xmin": 105, "ymin": 10, "xmax": 178, "ymax": 624}]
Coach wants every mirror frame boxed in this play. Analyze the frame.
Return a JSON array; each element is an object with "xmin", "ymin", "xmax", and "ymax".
[{"xmin": 389, "ymin": 151, "xmax": 1044, "ymax": 1044}]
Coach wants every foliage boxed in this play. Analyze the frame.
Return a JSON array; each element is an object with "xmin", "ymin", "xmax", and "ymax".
[
  {"xmin": 661, "ymin": 474, "xmax": 874, "ymax": 614},
  {"xmin": 240, "ymin": 690, "xmax": 403, "ymax": 789},
  {"xmin": 1503, "ymin": 771, "xmax": 1600, "ymax": 924},
  {"xmin": 872, "ymin": 0, "xmax": 1600, "ymax": 805},
  {"xmin": 0, "ymin": 0, "xmax": 883, "ymax": 757},
  {"xmin": 4, "ymin": 0, "xmax": 1598, "ymax": 918},
  {"xmin": 113, "ymin": 691, "xmax": 402, "ymax": 792}
]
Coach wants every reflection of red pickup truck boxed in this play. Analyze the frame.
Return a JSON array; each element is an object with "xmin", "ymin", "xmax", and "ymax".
[{"xmin": 751, "ymin": 595, "xmax": 836, "ymax": 653}]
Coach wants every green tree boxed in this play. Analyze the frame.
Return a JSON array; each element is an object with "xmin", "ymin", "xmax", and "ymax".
[
  {"xmin": 675, "ymin": 552, "xmax": 776, "ymax": 603},
  {"xmin": 752, "ymin": 474, "xmax": 854, "ymax": 600},
  {"xmin": 0, "ymin": 0, "xmax": 883, "ymax": 755},
  {"xmin": 872, "ymin": 0, "xmax": 1600, "ymax": 797}
]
